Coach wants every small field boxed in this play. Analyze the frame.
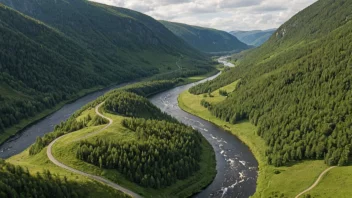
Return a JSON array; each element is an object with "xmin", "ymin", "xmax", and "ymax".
[{"xmin": 177, "ymin": 80, "xmax": 345, "ymax": 198}]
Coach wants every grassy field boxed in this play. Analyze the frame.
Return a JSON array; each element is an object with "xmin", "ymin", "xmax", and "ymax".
[
  {"xmin": 308, "ymin": 166, "xmax": 352, "ymax": 198},
  {"xmin": 177, "ymin": 80, "xmax": 340, "ymax": 198}
]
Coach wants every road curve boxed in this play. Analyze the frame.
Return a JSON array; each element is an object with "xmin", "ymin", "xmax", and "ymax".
[
  {"xmin": 47, "ymin": 102, "xmax": 142, "ymax": 198},
  {"xmin": 295, "ymin": 166, "xmax": 336, "ymax": 198}
]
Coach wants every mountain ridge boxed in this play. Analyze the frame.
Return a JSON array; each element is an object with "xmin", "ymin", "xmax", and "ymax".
[
  {"xmin": 230, "ymin": 29, "xmax": 276, "ymax": 46},
  {"xmin": 160, "ymin": 20, "xmax": 250, "ymax": 53}
]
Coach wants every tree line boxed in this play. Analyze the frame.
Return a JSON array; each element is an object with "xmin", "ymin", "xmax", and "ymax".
[
  {"xmin": 76, "ymin": 118, "xmax": 202, "ymax": 188},
  {"xmin": 104, "ymin": 91, "xmax": 175, "ymax": 121},
  {"xmin": 0, "ymin": 159, "xmax": 85, "ymax": 198}
]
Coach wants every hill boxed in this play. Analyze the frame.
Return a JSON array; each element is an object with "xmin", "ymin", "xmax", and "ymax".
[
  {"xmin": 10, "ymin": 79, "xmax": 216, "ymax": 198},
  {"xmin": 0, "ymin": 0, "xmax": 213, "ymax": 143},
  {"xmin": 160, "ymin": 20, "xmax": 249, "ymax": 53},
  {"xmin": 230, "ymin": 29, "xmax": 276, "ymax": 46},
  {"xmin": 189, "ymin": 0, "xmax": 352, "ymax": 167}
]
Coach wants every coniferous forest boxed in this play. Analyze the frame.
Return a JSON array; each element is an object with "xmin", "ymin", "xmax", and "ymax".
[
  {"xmin": 3, "ymin": 0, "xmax": 352, "ymax": 197},
  {"xmin": 0, "ymin": 159, "xmax": 85, "ymax": 198},
  {"xmin": 190, "ymin": 0, "xmax": 352, "ymax": 166},
  {"xmin": 77, "ymin": 118, "xmax": 202, "ymax": 188},
  {"xmin": 75, "ymin": 89, "xmax": 203, "ymax": 188},
  {"xmin": 0, "ymin": 0, "xmax": 213, "ymax": 140}
]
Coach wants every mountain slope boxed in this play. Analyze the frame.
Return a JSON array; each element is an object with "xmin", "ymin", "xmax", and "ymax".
[
  {"xmin": 160, "ymin": 21, "xmax": 250, "ymax": 53},
  {"xmin": 0, "ymin": 1, "xmax": 212, "ymax": 143},
  {"xmin": 190, "ymin": 0, "xmax": 352, "ymax": 166},
  {"xmin": 230, "ymin": 29, "xmax": 276, "ymax": 46}
]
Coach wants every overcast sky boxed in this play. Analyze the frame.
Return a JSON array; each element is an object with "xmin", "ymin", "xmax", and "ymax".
[{"xmin": 90, "ymin": 0, "xmax": 317, "ymax": 31}]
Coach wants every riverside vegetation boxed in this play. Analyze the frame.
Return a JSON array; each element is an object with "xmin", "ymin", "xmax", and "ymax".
[{"xmin": 183, "ymin": 0, "xmax": 352, "ymax": 197}]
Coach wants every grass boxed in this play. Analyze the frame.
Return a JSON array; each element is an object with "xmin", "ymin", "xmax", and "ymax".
[
  {"xmin": 181, "ymin": 69, "xmax": 220, "ymax": 85},
  {"xmin": 178, "ymin": 81, "xmax": 333, "ymax": 198},
  {"xmin": 6, "ymin": 144, "xmax": 128, "ymax": 198},
  {"xmin": 49, "ymin": 110, "xmax": 216, "ymax": 198},
  {"xmin": 307, "ymin": 166, "xmax": 352, "ymax": 198}
]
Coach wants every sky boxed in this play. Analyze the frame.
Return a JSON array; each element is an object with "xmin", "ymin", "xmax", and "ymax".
[{"xmin": 90, "ymin": 0, "xmax": 317, "ymax": 31}]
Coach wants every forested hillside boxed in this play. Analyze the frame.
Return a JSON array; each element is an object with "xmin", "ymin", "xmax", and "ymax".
[
  {"xmin": 77, "ymin": 118, "xmax": 202, "ymax": 188},
  {"xmin": 161, "ymin": 21, "xmax": 249, "ymax": 53},
  {"xmin": 0, "ymin": 0, "xmax": 212, "ymax": 143},
  {"xmin": 230, "ymin": 29, "xmax": 276, "ymax": 46},
  {"xmin": 190, "ymin": 0, "xmax": 352, "ymax": 166},
  {"xmin": 76, "ymin": 89, "xmax": 203, "ymax": 189}
]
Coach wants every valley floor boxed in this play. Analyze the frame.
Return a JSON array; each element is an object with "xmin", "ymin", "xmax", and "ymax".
[{"xmin": 178, "ymin": 80, "xmax": 352, "ymax": 198}]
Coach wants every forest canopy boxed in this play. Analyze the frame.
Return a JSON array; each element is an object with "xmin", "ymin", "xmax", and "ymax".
[
  {"xmin": 77, "ymin": 118, "xmax": 202, "ymax": 188},
  {"xmin": 190, "ymin": 0, "xmax": 352, "ymax": 167}
]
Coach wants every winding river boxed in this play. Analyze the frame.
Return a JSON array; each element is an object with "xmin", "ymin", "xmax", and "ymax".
[
  {"xmin": 0, "ymin": 58, "xmax": 258, "ymax": 198},
  {"xmin": 150, "ymin": 69, "xmax": 257, "ymax": 198}
]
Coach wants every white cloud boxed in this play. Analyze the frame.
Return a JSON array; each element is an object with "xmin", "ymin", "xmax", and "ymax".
[{"xmin": 90, "ymin": 0, "xmax": 317, "ymax": 31}]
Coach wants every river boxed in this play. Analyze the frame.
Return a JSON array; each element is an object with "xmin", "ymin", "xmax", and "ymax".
[
  {"xmin": 0, "ymin": 58, "xmax": 258, "ymax": 198},
  {"xmin": 149, "ymin": 68, "xmax": 258, "ymax": 198}
]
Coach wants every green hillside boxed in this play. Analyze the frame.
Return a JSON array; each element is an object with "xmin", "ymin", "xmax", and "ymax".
[
  {"xmin": 189, "ymin": 0, "xmax": 352, "ymax": 167},
  {"xmin": 0, "ymin": 0, "xmax": 213, "ymax": 143},
  {"xmin": 11, "ymin": 78, "xmax": 216, "ymax": 198},
  {"xmin": 230, "ymin": 29, "xmax": 276, "ymax": 46},
  {"xmin": 160, "ymin": 21, "xmax": 250, "ymax": 53}
]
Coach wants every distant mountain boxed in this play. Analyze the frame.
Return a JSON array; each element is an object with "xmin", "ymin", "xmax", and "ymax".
[
  {"xmin": 0, "ymin": 0, "xmax": 212, "ymax": 142},
  {"xmin": 230, "ymin": 29, "xmax": 276, "ymax": 46},
  {"xmin": 161, "ymin": 21, "xmax": 250, "ymax": 53}
]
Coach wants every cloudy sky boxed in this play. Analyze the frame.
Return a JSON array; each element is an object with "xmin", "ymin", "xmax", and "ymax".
[{"xmin": 90, "ymin": 0, "xmax": 317, "ymax": 31}]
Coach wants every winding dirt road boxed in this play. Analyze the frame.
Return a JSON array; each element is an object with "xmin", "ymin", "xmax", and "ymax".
[
  {"xmin": 47, "ymin": 102, "xmax": 142, "ymax": 198},
  {"xmin": 295, "ymin": 166, "xmax": 336, "ymax": 198}
]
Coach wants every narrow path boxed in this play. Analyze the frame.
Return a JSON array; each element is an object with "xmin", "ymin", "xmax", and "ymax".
[
  {"xmin": 47, "ymin": 102, "xmax": 142, "ymax": 198},
  {"xmin": 295, "ymin": 166, "xmax": 336, "ymax": 198}
]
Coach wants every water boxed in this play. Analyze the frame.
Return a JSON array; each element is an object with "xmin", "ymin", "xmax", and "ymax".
[
  {"xmin": 149, "ymin": 67, "xmax": 258, "ymax": 198},
  {"xmin": 217, "ymin": 56, "xmax": 235, "ymax": 67}
]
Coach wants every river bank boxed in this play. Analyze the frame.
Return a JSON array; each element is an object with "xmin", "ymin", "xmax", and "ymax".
[{"xmin": 177, "ymin": 77, "xmax": 329, "ymax": 198}]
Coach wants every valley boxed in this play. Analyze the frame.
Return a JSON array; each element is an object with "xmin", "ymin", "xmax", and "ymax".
[
  {"xmin": 4, "ymin": 58, "xmax": 258, "ymax": 198},
  {"xmin": 1, "ymin": 0, "xmax": 351, "ymax": 197}
]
